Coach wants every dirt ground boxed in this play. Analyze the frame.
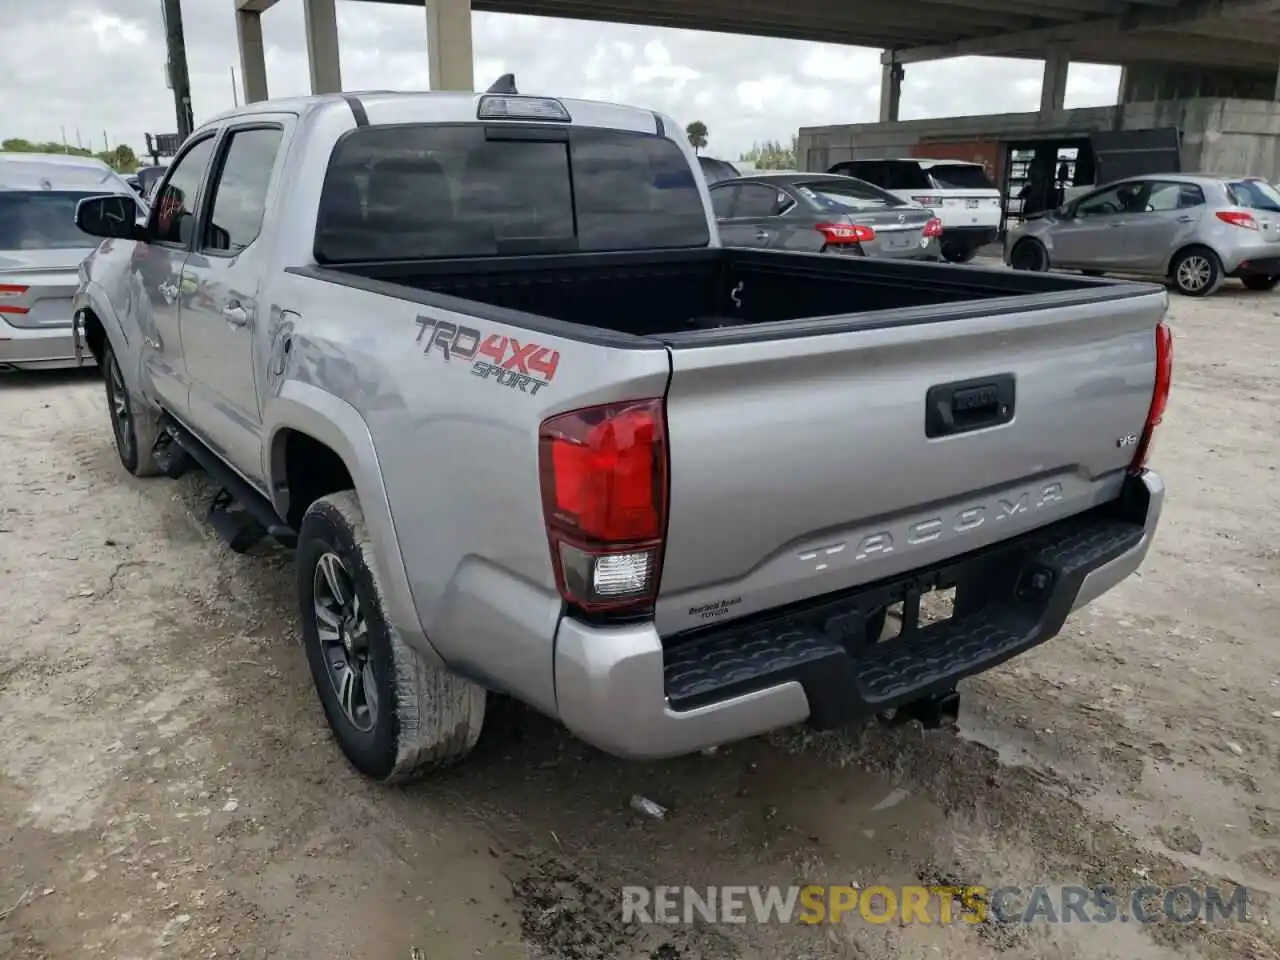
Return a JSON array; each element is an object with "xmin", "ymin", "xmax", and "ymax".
[{"xmin": 2, "ymin": 282, "xmax": 1279, "ymax": 960}]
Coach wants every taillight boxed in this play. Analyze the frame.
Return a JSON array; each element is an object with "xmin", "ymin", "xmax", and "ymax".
[
  {"xmin": 1216, "ymin": 210, "xmax": 1258, "ymax": 230},
  {"xmin": 912, "ymin": 196, "xmax": 942, "ymax": 206},
  {"xmin": 0, "ymin": 284, "xmax": 28, "ymax": 315},
  {"xmin": 816, "ymin": 222, "xmax": 874, "ymax": 245},
  {"xmin": 923, "ymin": 217, "xmax": 944, "ymax": 239},
  {"xmin": 1130, "ymin": 320, "xmax": 1173, "ymax": 473},
  {"xmin": 538, "ymin": 398, "xmax": 668, "ymax": 614}
]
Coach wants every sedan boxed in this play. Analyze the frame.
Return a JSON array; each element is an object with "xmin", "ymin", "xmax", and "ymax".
[
  {"xmin": 1006, "ymin": 173, "xmax": 1280, "ymax": 296},
  {"xmin": 709, "ymin": 173, "xmax": 942, "ymax": 260}
]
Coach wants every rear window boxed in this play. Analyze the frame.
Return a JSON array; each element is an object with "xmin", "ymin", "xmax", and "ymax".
[
  {"xmin": 926, "ymin": 164, "xmax": 996, "ymax": 190},
  {"xmin": 316, "ymin": 124, "xmax": 710, "ymax": 261},
  {"xmin": 1228, "ymin": 179, "xmax": 1280, "ymax": 212},
  {"xmin": 796, "ymin": 179, "xmax": 902, "ymax": 212},
  {"xmin": 0, "ymin": 191, "xmax": 105, "ymax": 250},
  {"xmin": 698, "ymin": 156, "xmax": 740, "ymax": 184}
]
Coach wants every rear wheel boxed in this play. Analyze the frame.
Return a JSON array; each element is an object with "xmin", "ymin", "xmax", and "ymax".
[
  {"xmin": 298, "ymin": 491, "xmax": 486, "ymax": 782},
  {"xmin": 1241, "ymin": 274, "xmax": 1279, "ymax": 292},
  {"xmin": 941, "ymin": 238, "xmax": 976, "ymax": 263},
  {"xmin": 1010, "ymin": 239, "xmax": 1049, "ymax": 272},
  {"xmin": 1170, "ymin": 247, "xmax": 1222, "ymax": 297}
]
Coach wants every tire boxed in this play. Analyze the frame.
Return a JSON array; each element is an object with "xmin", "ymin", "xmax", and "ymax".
[
  {"xmin": 1169, "ymin": 247, "xmax": 1222, "ymax": 297},
  {"xmin": 1009, "ymin": 239, "xmax": 1049, "ymax": 272},
  {"xmin": 103, "ymin": 343, "xmax": 161, "ymax": 476},
  {"xmin": 297, "ymin": 491, "xmax": 485, "ymax": 782},
  {"xmin": 941, "ymin": 238, "xmax": 976, "ymax": 264},
  {"xmin": 1242, "ymin": 274, "xmax": 1280, "ymax": 292}
]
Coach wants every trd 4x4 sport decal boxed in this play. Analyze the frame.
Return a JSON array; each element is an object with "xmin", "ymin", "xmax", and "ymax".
[{"xmin": 415, "ymin": 315, "xmax": 560, "ymax": 396}]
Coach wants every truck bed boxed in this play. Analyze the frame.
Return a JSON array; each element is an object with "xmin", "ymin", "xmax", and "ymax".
[{"xmin": 305, "ymin": 248, "xmax": 1149, "ymax": 341}]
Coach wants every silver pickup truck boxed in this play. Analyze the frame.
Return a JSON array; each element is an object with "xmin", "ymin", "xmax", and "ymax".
[{"xmin": 70, "ymin": 86, "xmax": 1172, "ymax": 783}]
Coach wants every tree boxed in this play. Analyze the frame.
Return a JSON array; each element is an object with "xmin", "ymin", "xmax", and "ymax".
[
  {"xmin": 1, "ymin": 135, "xmax": 140, "ymax": 172},
  {"xmin": 685, "ymin": 120, "xmax": 708, "ymax": 155},
  {"xmin": 739, "ymin": 134, "xmax": 800, "ymax": 171}
]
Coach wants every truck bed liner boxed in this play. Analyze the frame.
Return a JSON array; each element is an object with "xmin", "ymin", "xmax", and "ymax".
[{"xmin": 301, "ymin": 248, "xmax": 1145, "ymax": 341}]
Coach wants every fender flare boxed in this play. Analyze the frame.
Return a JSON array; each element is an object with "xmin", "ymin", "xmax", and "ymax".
[{"xmin": 264, "ymin": 381, "xmax": 443, "ymax": 667}]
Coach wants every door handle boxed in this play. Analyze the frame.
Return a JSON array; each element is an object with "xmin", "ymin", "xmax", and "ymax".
[
  {"xmin": 1176, "ymin": 215, "xmax": 1195, "ymax": 223},
  {"xmin": 1108, "ymin": 221, "xmax": 1127, "ymax": 227},
  {"xmin": 754, "ymin": 230, "xmax": 771, "ymax": 240},
  {"xmin": 221, "ymin": 303, "xmax": 249, "ymax": 327}
]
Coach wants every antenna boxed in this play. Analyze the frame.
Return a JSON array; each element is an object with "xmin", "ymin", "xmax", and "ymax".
[{"xmin": 486, "ymin": 74, "xmax": 518, "ymax": 95}]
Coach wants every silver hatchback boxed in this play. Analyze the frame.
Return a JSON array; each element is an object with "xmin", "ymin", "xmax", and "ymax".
[
  {"xmin": 1005, "ymin": 173, "xmax": 1280, "ymax": 296},
  {"xmin": 0, "ymin": 153, "xmax": 140, "ymax": 370}
]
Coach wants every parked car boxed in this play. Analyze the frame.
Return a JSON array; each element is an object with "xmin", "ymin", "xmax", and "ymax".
[
  {"xmin": 697, "ymin": 155, "xmax": 740, "ymax": 184},
  {"xmin": 709, "ymin": 172, "xmax": 943, "ymax": 260},
  {"xmin": 0, "ymin": 152, "xmax": 140, "ymax": 371},
  {"xmin": 1006, "ymin": 174, "xmax": 1280, "ymax": 295},
  {"xmin": 826, "ymin": 158, "xmax": 1002, "ymax": 263},
  {"xmin": 72, "ymin": 86, "xmax": 1168, "ymax": 782}
]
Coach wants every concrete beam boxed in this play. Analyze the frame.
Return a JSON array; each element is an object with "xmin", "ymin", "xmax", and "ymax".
[
  {"xmin": 1040, "ymin": 43, "xmax": 1069, "ymax": 112},
  {"xmin": 303, "ymin": 0, "xmax": 343, "ymax": 94},
  {"xmin": 880, "ymin": 56, "xmax": 904, "ymax": 123},
  {"xmin": 426, "ymin": 0, "xmax": 474, "ymax": 91},
  {"xmin": 235, "ymin": 9, "xmax": 269, "ymax": 104},
  {"xmin": 235, "ymin": 0, "xmax": 278, "ymax": 11},
  {"xmin": 884, "ymin": 0, "xmax": 1280, "ymax": 65}
]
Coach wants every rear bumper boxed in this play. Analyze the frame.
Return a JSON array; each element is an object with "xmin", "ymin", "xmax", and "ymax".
[
  {"xmin": 1227, "ymin": 255, "xmax": 1280, "ymax": 278},
  {"xmin": 554, "ymin": 470, "xmax": 1163, "ymax": 760},
  {"xmin": 0, "ymin": 320, "xmax": 93, "ymax": 371}
]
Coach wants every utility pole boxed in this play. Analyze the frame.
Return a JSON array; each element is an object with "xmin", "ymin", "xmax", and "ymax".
[{"xmin": 161, "ymin": 0, "xmax": 194, "ymax": 141}]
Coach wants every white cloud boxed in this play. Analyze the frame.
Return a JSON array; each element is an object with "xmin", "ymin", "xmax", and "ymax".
[{"xmin": 1, "ymin": 0, "xmax": 1122, "ymax": 163}]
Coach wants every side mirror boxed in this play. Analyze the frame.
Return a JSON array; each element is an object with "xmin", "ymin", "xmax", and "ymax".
[{"xmin": 76, "ymin": 195, "xmax": 142, "ymax": 241}]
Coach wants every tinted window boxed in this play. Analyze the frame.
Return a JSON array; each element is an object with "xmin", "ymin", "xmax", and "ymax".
[
  {"xmin": 316, "ymin": 124, "xmax": 709, "ymax": 261},
  {"xmin": 796, "ymin": 178, "xmax": 901, "ymax": 212},
  {"xmin": 884, "ymin": 161, "xmax": 931, "ymax": 190},
  {"xmin": 927, "ymin": 163, "xmax": 995, "ymax": 190},
  {"xmin": 710, "ymin": 184, "xmax": 737, "ymax": 218},
  {"xmin": 1228, "ymin": 179, "xmax": 1280, "ymax": 212},
  {"xmin": 152, "ymin": 137, "xmax": 216, "ymax": 246},
  {"xmin": 831, "ymin": 161, "xmax": 885, "ymax": 186},
  {"xmin": 732, "ymin": 184, "xmax": 782, "ymax": 218},
  {"xmin": 698, "ymin": 156, "xmax": 739, "ymax": 184},
  {"xmin": 1179, "ymin": 184, "xmax": 1205, "ymax": 208},
  {"xmin": 0, "ymin": 191, "xmax": 111, "ymax": 250},
  {"xmin": 203, "ymin": 128, "xmax": 283, "ymax": 253}
]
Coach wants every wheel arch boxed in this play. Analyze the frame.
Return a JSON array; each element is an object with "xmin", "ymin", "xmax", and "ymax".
[
  {"xmin": 1167, "ymin": 242, "xmax": 1223, "ymax": 279},
  {"xmin": 264, "ymin": 381, "xmax": 444, "ymax": 669}
]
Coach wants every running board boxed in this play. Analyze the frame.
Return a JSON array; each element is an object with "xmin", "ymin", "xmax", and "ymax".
[{"xmin": 159, "ymin": 416, "xmax": 298, "ymax": 550}]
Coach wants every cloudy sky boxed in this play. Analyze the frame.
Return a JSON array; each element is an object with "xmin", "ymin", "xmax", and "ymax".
[{"xmin": 3, "ymin": 0, "xmax": 1122, "ymax": 160}]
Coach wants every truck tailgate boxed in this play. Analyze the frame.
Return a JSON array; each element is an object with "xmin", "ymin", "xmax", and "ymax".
[{"xmin": 655, "ymin": 291, "xmax": 1166, "ymax": 636}]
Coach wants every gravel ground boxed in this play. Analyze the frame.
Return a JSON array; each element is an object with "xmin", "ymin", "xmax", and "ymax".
[{"xmin": 1, "ymin": 282, "xmax": 1278, "ymax": 960}]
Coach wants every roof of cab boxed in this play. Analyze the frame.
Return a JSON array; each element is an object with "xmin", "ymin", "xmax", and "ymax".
[
  {"xmin": 199, "ymin": 89, "xmax": 667, "ymax": 137},
  {"xmin": 0, "ymin": 152, "xmax": 132, "ymax": 192}
]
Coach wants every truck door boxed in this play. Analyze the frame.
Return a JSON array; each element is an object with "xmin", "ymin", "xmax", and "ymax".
[
  {"xmin": 134, "ymin": 134, "xmax": 218, "ymax": 415},
  {"xmin": 179, "ymin": 119, "xmax": 289, "ymax": 484}
]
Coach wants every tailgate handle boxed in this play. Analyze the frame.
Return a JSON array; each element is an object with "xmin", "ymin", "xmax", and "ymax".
[{"xmin": 925, "ymin": 374, "xmax": 1015, "ymax": 438}]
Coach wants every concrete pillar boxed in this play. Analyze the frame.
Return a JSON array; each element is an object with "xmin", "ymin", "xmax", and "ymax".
[
  {"xmin": 235, "ymin": 9, "xmax": 269, "ymax": 103},
  {"xmin": 879, "ymin": 56, "xmax": 904, "ymax": 123},
  {"xmin": 426, "ymin": 0, "xmax": 474, "ymax": 91},
  {"xmin": 1274, "ymin": 61, "xmax": 1280, "ymax": 101},
  {"xmin": 303, "ymin": 0, "xmax": 342, "ymax": 94},
  {"xmin": 1040, "ymin": 44, "xmax": 1070, "ymax": 113}
]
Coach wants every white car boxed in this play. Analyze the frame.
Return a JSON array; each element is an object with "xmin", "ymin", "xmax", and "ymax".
[{"xmin": 826, "ymin": 157, "xmax": 1002, "ymax": 263}]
